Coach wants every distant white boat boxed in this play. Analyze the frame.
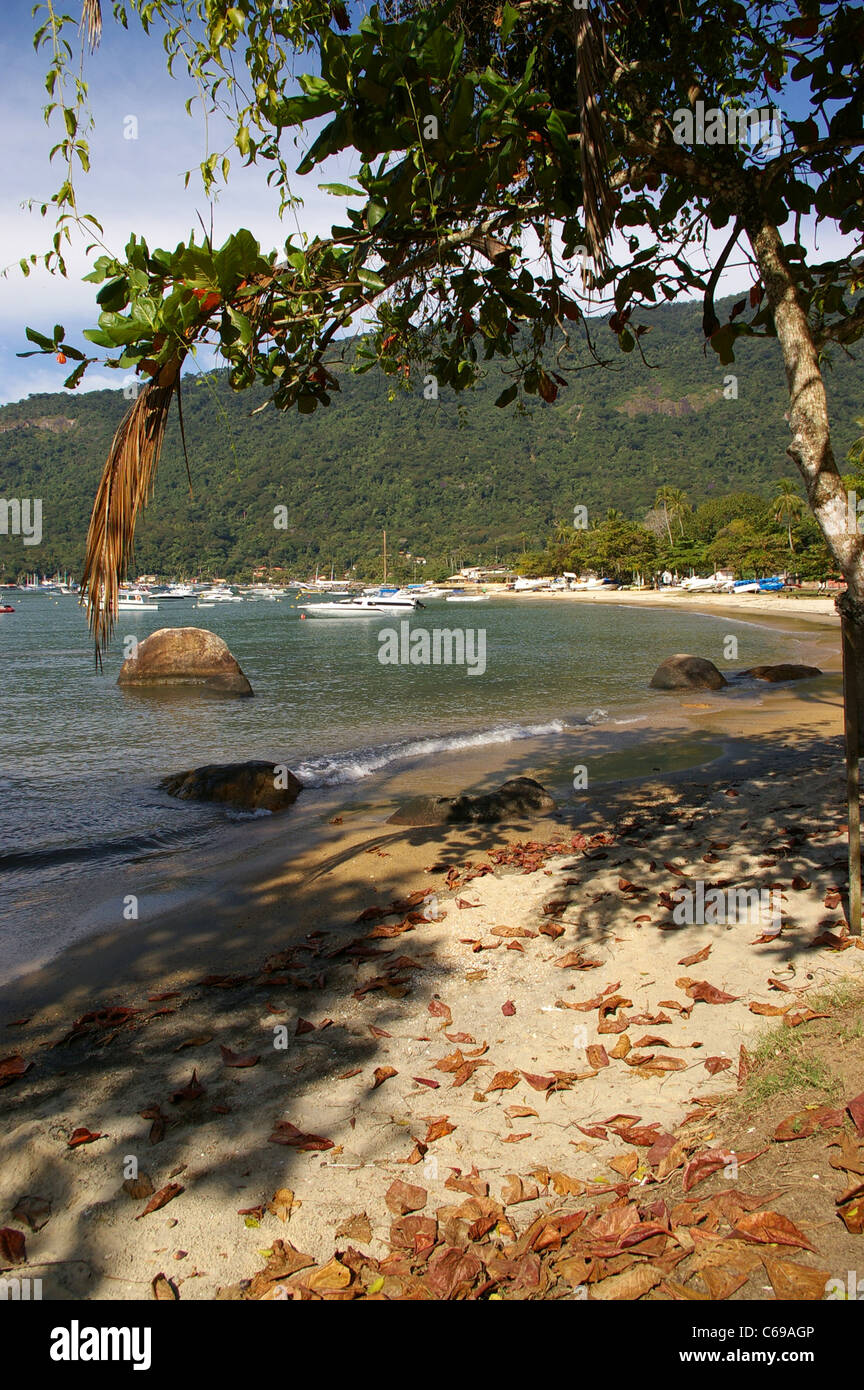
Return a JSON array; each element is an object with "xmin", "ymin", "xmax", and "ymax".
[
  {"xmin": 446, "ymin": 592, "xmax": 489, "ymax": 603},
  {"xmin": 300, "ymin": 594, "xmax": 420, "ymax": 617},
  {"xmin": 118, "ymin": 590, "xmax": 158, "ymax": 611},
  {"xmin": 197, "ymin": 587, "xmax": 244, "ymax": 603}
]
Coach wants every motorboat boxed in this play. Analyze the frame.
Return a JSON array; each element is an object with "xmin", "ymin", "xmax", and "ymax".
[
  {"xmin": 196, "ymin": 586, "xmax": 244, "ymax": 602},
  {"xmin": 118, "ymin": 589, "xmax": 159, "ymax": 611},
  {"xmin": 680, "ymin": 573, "xmax": 730, "ymax": 592},
  {"xmin": 0, "ymin": 604, "xmax": 14, "ymax": 613},
  {"xmin": 357, "ymin": 589, "xmax": 423, "ymax": 611},
  {"xmin": 446, "ymin": 591, "xmax": 489, "ymax": 603},
  {"xmin": 300, "ymin": 594, "xmax": 421, "ymax": 617}
]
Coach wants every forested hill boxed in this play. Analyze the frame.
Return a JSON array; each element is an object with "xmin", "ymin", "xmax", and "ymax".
[{"xmin": 0, "ymin": 295, "xmax": 859, "ymax": 581}]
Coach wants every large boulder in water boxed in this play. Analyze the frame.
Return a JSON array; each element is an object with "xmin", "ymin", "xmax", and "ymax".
[
  {"xmin": 744, "ymin": 663, "xmax": 822, "ymax": 683},
  {"xmin": 388, "ymin": 776, "xmax": 555, "ymax": 827},
  {"xmin": 117, "ymin": 627, "xmax": 253, "ymax": 696},
  {"xmin": 649, "ymin": 653, "xmax": 727, "ymax": 691},
  {"xmin": 161, "ymin": 761, "xmax": 301, "ymax": 813}
]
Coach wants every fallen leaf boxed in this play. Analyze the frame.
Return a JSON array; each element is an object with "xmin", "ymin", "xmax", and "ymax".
[
  {"xmin": 677, "ymin": 978, "xmax": 739, "ymax": 1005},
  {"xmin": 591, "ymin": 1264, "xmax": 662, "ymax": 1300},
  {"xmin": 385, "ymin": 1180, "xmax": 427, "ymax": 1215},
  {"xmin": 67, "ymin": 1127, "xmax": 103, "ymax": 1148},
  {"xmin": 761, "ymin": 1256, "xmax": 831, "ymax": 1301},
  {"xmin": 731, "ymin": 1210, "xmax": 815, "ymax": 1251},
  {"xmin": 0, "ymin": 1228, "xmax": 26, "ymax": 1265},
  {"xmin": 372, "ymin": 1066, "xmax": 398, "ymax": 1089},
  {"xmin": 0, "ymin": 1054, "xmax": 32, "ymax": 1087},
  {"xmin": 773, "ymin": 1106, "xmax": 845, "ymax": 1142},
  {"xmin": 136, "ymin": 1183, "xmax": 184, "ymax": 1219},
  {"xmin": 847, "ymin": 1092, "xmax": 864, "ymax": 1136},
  {"xmin": 335, "ymin": 1211, "xmax": 371, "ymax": 1242},
  {"xmin": 219, "ymin": 1045, "xmax": 260, "ymax": 1068},
  {"xmin": 424, "ymin": 1117, "xmax": 456, "ymax": 1143},
  {"xmin": 486, "ymin": 1070, "xmax": 521, "ymax": 1093},
  {"xmin": 838, "ymin": 1198, "xmax": 864, "ymax": 1234},
  {"xmin": 268, "ymin": 1188, "xmax": 300, "ymax": 1223},
  {"xmin": 268, "ymin": 1122, "xmax": 334, "ymax": 1152},
  {"xmin": 678, "ymin": 946, "xmax": 711, "ymax": 966},
  {"xmin": 704, "ymin": 1057, "xmax": 732, "ymax": 1075},
  {"xmin": 586, "ymin": 1045, "xmax": 610, "ymax": 1069},
  {"xmin": 122, "ymin": 1175, "xmax": 154, "ymax": 1201}
]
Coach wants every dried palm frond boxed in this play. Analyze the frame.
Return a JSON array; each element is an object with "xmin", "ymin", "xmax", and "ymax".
[
  {"xmin": 80, "ymin": 0, "xmax": 102, "ymax": 52},
  {"xmin": 81, "ymin": 361, "xmax": 180, "ymax": 658},
  {"xmin": 570, "ymin": 7, "xmax": 614, "ymax": 271}
]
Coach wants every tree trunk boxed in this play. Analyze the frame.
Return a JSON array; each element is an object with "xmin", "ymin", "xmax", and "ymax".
[
  {"xmin": 840, "ymin": 604, "xmax": 862, "ymax": 937},
  {"xmin": 747, "ymin": 217, "xmax": 863, "ymax": 936}
]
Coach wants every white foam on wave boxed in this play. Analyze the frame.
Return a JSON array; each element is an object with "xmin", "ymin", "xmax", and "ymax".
[{"xmin": 293, "ymin": 720, "xmax": 567, "ymax": 788}]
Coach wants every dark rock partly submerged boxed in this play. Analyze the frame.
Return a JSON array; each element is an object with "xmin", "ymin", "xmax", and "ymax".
[
  {"xmin": 161, "ymin": 761, "xmax": 301, "ymax": 813},
  {"xmin": 649, "ymin": 653, "xmax": 727, "ymax": 691},
  {"xmin": 388, "ymin": 776, "xmax": 555, "ymax": 827},
  {"xmin": 744, "ymin": 664, "xmax": 822, "ymax": 683},
  {"xmin": 117, "ymin": 627, "xmax": 253, "ymax": 696}
]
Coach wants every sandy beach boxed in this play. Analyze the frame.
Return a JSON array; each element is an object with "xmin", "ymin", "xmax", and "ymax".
[{"xmin": 2, "ymin": 593, "xmax": 861, "ymax": 1301}]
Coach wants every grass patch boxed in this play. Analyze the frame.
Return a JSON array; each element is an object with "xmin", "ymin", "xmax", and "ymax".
[{"xmin": 734, "ymin": 980, "xmax": 864, "ymax": 1113}]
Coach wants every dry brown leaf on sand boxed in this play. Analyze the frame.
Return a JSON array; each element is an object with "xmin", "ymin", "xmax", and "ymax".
[
  {"xmin": 677, "ymin": 978, "xmax": 739, "ymax": 1004},
  {"xmin": 385, "ymin": 1180, "xmax": 427, "ymax": 1215},
  {"xmin": 335, "ymin": 1211, "xmax": 371, "ymax": 1242},
  {"xmin": 220, "ymin": 1045, "xmax": 260, "ymax": 1068},
  {"xmin": 501, "ymin": 1175, "xmax": 540, "ymax": 1206},
  {"xmin": 773, "ymin": 1105, "xmax": 846, "ymax": 1142},
  {"xmin": 268, "ymin": 1188, "xmax": 301, "ymax": 1223},
  {"xmin": 731, "ymin": 1210, "xmax": 815, "ymax": 1251},
  {"xmin": 372, "ymin": 1065, "xmax": 398, "ymax": 1088},
  {"xmin": 151, "ymin": 1273, "xmax": 179, "ymax": 1300},
  {"xmin": 268, "ymin": 1121, "xmax": 334, "ymax": 1152},
  {"xmin": 590, "ymin": 1264, "xmax": 663, "ymax": 1301},
  {"xmin": 761, "ymin": 1256, "xmax": 831, "ymax": 1300},
  {"xmin": 678, "ymin": 945, "xmax": 711, "ymax": 966},
  {"xmin": 136, "ymin": 1183, "xmax": 184, "ymax": 1220}
]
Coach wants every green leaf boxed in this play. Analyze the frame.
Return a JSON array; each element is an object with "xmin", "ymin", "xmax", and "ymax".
[
  {"xmin": 25, "ymin": 327, "xmax": 55, "ymax": 351},
  {"xmin": 318, "ymin": 183, "xmax": 363, "ymax": 198},
  {"xmin": 367, "ymin": 200, "xmax": 387, "ymax": 229},
  {"xmin": 495, "ymin": 384, "xmax": 518, "ymax": 408},
  {"xmin": 357, "ymin": 267, "xmax": 386, "ymax": 292}
]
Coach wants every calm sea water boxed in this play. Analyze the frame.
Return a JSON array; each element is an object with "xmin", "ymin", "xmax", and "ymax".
[{"xmin": 0, "ymin": 593, "xmax": 793, "ymax": 979}]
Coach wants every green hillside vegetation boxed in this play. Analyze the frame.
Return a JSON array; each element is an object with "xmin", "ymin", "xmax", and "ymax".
[{"xmin": 0, "ymin": 295, "xmax": 859, "ymax": 583}]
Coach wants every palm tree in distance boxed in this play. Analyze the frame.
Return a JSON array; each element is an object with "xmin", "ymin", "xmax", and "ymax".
[
  {"xmin": 655, "ymin": 486, "xmax": 689, "ymax": 544},
  {"xmin": 772, "ymin": 479, "xmax": 804, "ymax": 552}
]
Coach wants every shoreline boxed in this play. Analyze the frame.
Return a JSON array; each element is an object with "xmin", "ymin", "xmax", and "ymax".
[
  {"xmin": 1, "ymin": 705, "xmax": 858, "ymax": 1299},
  {"xmin": 1, "ymin": 591, "xmax": 856, "ymax": 1300},
  {"xmin": 491, "ymin": 584, "xmax": 841, "ymax": 626},
  {"xmin": 0, "ymin": 595, "xmax": 842, "ymax": 1008}
]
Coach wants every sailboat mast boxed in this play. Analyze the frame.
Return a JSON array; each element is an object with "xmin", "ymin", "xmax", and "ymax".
[{"xmin": 382, "ymin": 529, "xmax": 388, "ymax": 584}]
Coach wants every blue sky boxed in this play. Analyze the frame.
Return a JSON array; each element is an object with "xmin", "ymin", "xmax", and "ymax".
[
  {"xmin": 0, "ymin": 1, "xmax": 356, "ymax": 402},
  {"xmin": 0, "ymin": 2, "xmax": 854, "ymax": 405}
]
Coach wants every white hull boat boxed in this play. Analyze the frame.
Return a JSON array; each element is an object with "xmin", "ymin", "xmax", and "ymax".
[
  {"xmin": 118, "ymin": 594, "xmax": 158, "ymax": 611},
  {"xmin": 300, "ymin": 594, "xmax": 421, "ymax": 617}
]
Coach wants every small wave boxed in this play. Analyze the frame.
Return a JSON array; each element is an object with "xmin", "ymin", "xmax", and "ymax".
[
  {"xmin": 293, "ymin": 720, "xmax": 566, "ymax": 788},
  {"xmin": 226, "ymin": 807, "xmax": 273, "ymax": 820}
]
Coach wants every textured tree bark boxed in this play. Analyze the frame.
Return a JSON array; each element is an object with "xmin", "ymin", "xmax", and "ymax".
[
  {"xmin": 841, "ymin": 612, "xmax": 862, "ymax": 936},
  {"xmin": 747, "ymin": 218, "xmax": 862, "ymax": 934}
]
